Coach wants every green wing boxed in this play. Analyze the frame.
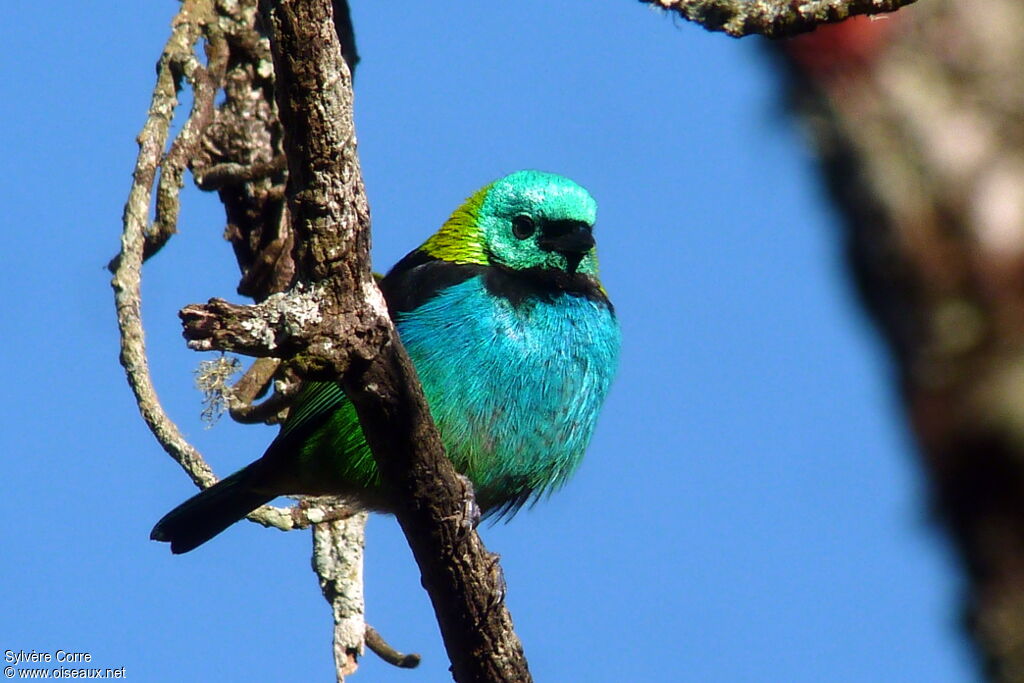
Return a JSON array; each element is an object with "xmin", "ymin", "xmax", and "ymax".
[
  {"xmin": 272, "ymin": 380, "xmax": 380, "ymax": 491},
  {"xmin": 280, "ymin": 381, "xmax": 349, "ymax": 438},
  {"xmin": 266, "ymin": 262, "xmax": 431, "ymax": 493}
]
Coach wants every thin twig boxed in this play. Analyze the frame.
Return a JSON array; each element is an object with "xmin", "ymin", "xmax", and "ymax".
[
  {"xmin": 227, "ymin": 357, "xmax": 302, "ymax": 424},
  {"xmin": 149, "ymin": 33, "xmax": 229, "ymax": 261},
  {"xmin": 112, "ymin": 0, "xmax": 217, "ymax": 490},
  {"xmin": 228, "ymin": 357, "xmax": 280, "ymax": 406},
  {"xmin": 194, "ymin": 155, "xmax": 287, "ymax": 190},
  {"xmin": 365, "ymin": 626, "xmax": 421, "ymax": 669},
  {"xmin": 251, "ymin": 497, "xmax": 356, "ymax": 531},
  {"xmin": 313, "ymin": 513, "xmax": 369, "ymax": 681}
]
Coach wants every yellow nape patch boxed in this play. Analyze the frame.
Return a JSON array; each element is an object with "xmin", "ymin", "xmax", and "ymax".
[{"xmin": 420, "ymin": 184, "xmax": 491, "ymax": 265}]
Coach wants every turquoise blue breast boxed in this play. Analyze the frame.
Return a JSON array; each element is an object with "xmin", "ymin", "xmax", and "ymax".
[{"xmin": 396, "ymin": 275, "xmax": 621, "ymax": 514}]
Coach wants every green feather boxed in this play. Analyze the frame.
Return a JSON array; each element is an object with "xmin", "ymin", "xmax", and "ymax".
[{"xmin": 420, "ymin": 183, "xmax": 492, "ymax": 264}]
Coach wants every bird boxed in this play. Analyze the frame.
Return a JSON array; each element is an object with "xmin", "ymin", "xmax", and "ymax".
[{"xmin": 151, "ymin": 170, "xmax": 621, "ymax": 553}]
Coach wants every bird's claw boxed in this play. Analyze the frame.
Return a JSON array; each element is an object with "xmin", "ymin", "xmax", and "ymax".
[{"xmin": 456, "ymin": 473, "xmax": 481, "ymax": 532}]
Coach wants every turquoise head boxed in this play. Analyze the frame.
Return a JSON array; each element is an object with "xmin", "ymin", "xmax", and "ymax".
[{"xmin": 421, "ymin": 170, "xmax": 601, "ymax": 277}]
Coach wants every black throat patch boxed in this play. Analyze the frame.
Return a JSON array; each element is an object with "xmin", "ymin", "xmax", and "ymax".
[{"xmin": 380, "ymin": 249, "xmax": 612, "ymax": 315}]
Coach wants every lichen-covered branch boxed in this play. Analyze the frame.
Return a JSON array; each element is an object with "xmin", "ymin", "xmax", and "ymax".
[
  {"xmin": 313, "ymin": 512, "xmax": 370, "ymax": 681},
  {"xmin": 182, "ymin": 291, "xmax": 323, "ymax": 356},
  {"xmin": 122, "ymin": 0, "xmax": 541, "ymax": 678},
  {"xmin": 240, "ymin": 0, "xmax": 531, "ymax": 679},
  {"xmin": 189, "ymin": 1, "xmax": 294, "ymax": 302},
  {"xmin": 150, "ymin": 32, "xmax": 229, "ymax": 260},
  {"xmin": 640, "ymin": 0, "xmax": 920, "ymax": 38},
  {"xmin": 112, "ymin": 0, "xmax": 217, "ymax": 491},
  {"xmin": 118, "ymin": 0, "xmax": 530, "ymax": 677},
  {"xmin": 112, "ymin": 3, "xmax": 392, "ymax": 678},
  {"xmin": 112, "ymin": 0, "xmax": 356, "ymax": 535}
]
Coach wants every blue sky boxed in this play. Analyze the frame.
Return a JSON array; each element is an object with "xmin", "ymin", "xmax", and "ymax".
[{"xmin": 2, "ymin": 2, "xmax": 978, "ymax": 681}]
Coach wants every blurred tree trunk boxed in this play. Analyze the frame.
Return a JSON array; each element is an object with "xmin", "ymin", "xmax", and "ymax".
[{"xmin": 775, "ymin": 2, "xmax": 1024, "ymax": 680}]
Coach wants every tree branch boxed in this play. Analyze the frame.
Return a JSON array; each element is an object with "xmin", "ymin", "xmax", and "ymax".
[
  {"xmin": 122, "ymin": 0, "xmax": 531, "ymax": 678},
  {"xmin": 313, "ymin": 512, "xmax": 370, "ymax": 681},
  {"xmin": 225, "ymin": 357, "xmax": 299, "ymax": 424},
  {"xmin": 365, "ymin": 625, "xmax": 421, "ymax": 669},
  {"xmin": 112, "ymin": 0, "xmax": 348, "ymax": 530},
  {"xmin": 112, "ymin": 0, "xmax": 217, "ymax": 491},
  {"xmin": 640, "ymin": 0, "xmax": 920, "ymax": 38},
  {"xmin": 115, "ymin": 10, "xmax": 380, "ymax": 683},
  {"xmin": 219, "ymin": 0, "xmax": 531, "ymax": 679}
]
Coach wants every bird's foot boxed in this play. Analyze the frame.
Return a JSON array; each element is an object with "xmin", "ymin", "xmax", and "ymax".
[
  {"xmin": 486, "ymin": 552, "xmax": 507, "ymax": 610},
  {"xmin": 456, "ymin": 473, "xmax": 481, "ymax": 532}
]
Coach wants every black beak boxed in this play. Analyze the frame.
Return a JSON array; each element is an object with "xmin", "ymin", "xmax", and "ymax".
[{"xmin": 537, "ymin": 221, "xmax": 595, "ymax": 273}]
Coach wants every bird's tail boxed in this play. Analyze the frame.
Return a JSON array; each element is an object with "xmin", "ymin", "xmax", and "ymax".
[{"xmin": 150, "ymin": 463, "xmax": 277, "ymax": 554}]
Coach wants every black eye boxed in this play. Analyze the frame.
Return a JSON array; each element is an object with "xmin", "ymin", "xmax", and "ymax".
[{"xmin": 511, "ymin": 215, "xmax": 535, "ymax": 240}]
